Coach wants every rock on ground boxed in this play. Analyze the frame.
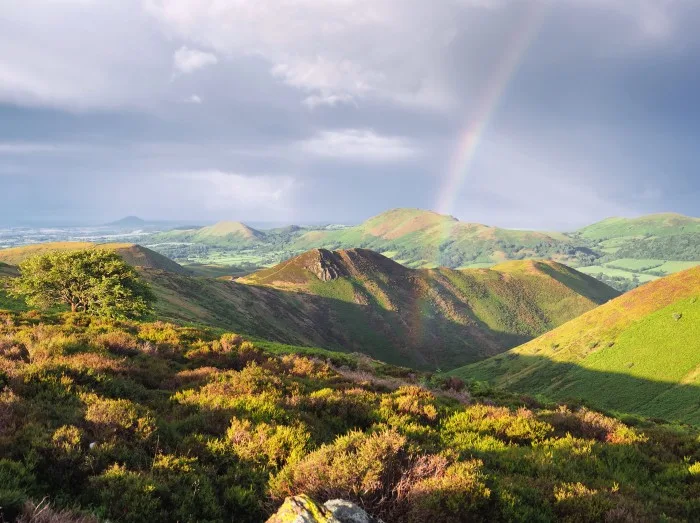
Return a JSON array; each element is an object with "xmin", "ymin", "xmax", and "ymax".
[{"xmin": 266, "ymin": 496, "xmax": 383, "ymax": 523}]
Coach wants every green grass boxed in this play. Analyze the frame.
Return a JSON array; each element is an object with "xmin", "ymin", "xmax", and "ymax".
[
  {"xmin": 577, "ymin": 265, "xmax": 658, "ymax": 283},
  {"xmin": 647, "ymin": 260, "xmax": 700, "ymax": 275},
  {"xmin": 603, "ymin": 258, "xmax": 665, "ymax": 271},
  {"xmin": 450, "ymin": 266, "xmax": 700, "ymax": 425}
]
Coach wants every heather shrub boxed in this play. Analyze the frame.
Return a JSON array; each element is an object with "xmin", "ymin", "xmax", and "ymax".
[
  {"xmin": 94, "ymin": 330, "xmax": 139, "ymax": 355},
  {"xmin": 83, "ymin": 394, "xmax": 156, "ymax": 441},
  {"xmin": 553, "ymin": 482, "xmax": 613, "ymax": 522},
  {"xmin": 402, "ymin": 459, "xmax": 491, "ymax": 522},
  {"xmin": 226, "ymin": 417, "xmax": 310, "ymax": 469},
  {"xmin": 298, "ymin": 387, "xmax": 378, "ymax": 436},
  {"xmin": 269, "ymin": 429, "xmax": 408, "ymax": 512},
  {"xmin": 137, "ymin": 321, "xmax": 182, "ymax": 350},
  {"xmin": 443, "ymin": 405, "xmax": 553, "ymax": 445},
  {"xmin": 379, "ymin": 386, "xmax": 440, "ymax": 424},
  {"xmin": 0, "ymin": 459, "xmax": 36, "ymax": 521},
  {"xmin": 542, "ymin": 406, "xmax": 647, "ymax": 444},
  {"xmin": 0, "ymin": 312, "xmax": 697, "ymax": 522},
  {"xmin": 88, "ymin": 465, "xmax": 162, "ymax": 523}
]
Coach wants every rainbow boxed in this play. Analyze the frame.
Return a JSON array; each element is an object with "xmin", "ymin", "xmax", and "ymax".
[{"xmin": 435, "ymin": 3, "xmax": 548, "ymax": 217}]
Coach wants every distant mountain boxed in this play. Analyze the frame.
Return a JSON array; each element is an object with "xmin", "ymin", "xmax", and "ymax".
[
  {"xmin": 146, "ymin": 248, "xmax": 618, "ymax": 370},
  {"xmin": 450, "ymin": 266, "xmax": 700, "ymax": 425},
  {"xmin": 0, "ymin": 242, "xmax": 189, "ymax": 275},
  {"xmin": 106, "ymin": 216, "xmax": 147, "ymax": 228}
]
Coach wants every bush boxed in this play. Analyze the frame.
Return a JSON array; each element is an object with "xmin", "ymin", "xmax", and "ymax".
[
  {"xmin": 402, "ymin": 459, "xmax": 491, "ymax": 522},
  {"xmin": 226, "ymin": 417, "xmax": 310, "ymax": 469},
  {"xmin": 442, "ymin": 405, "xmax": 553, "ymax": 446},
  {"xmin": 270, "ymin": 429, "xmax": 408, "ymax": 513},
  {"xmin": 83, "ymin": 394, "xmax": 156, "ymax": 441},
  {"xmin": 0, "ymin": 459, "xmax": 36, "ymax": 521}
]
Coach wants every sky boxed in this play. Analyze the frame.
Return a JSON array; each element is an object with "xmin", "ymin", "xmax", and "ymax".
[{"xmin": 1, "ymin": 0, "xmax": 699, "ymax": 230}]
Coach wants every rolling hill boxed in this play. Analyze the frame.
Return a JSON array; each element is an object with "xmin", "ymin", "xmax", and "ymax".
[
  {"xmin": 450, "ymin": 266, "xmax": 700, "ymax": 424},
  {"xmin": 152, "ymin": 220, "xmax": 266, "ymax": 246},
  {"xmin": 140, "ymin": 209, "xmax": 699, "ymax": 292},
  {"xmin": 577, "ymin": 213, "xmax": 700, "ymax": 240},
  {"xmin": 290, "ymin": 208, "xmax": 577, "ymax": 268},
  {"xmin": 571, "ymin": 213, "xmax": 700, "ymax": 290},
  {"xmin": 0, "ymin": 242, "xmax": 189, "ymax": 275},
  {"xmin": 145, "ymin": 248, "xmax": 618, "ymax": 370}
]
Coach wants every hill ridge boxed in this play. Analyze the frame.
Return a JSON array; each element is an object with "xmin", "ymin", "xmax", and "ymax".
[{"xmin": 0, "ymin": 242, "xmax": 189, "ymax": 274}]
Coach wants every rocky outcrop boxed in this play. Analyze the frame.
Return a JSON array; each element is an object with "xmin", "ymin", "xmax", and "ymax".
[{"xmin": 266, "ymin": 496, "xmax": 382, "ymax": 523}]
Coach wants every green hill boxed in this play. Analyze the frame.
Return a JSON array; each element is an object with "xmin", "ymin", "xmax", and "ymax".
[
  {"xmin": 450, "ymin": 266, "xmax": 700, "ymax": 425},
  {"xmin": 147, "ymin": 248, "xmax": 617, "ymax": 370},
  {"xmin": 141, "ymin": 209, "xmax": 699, "ymax": 292},
  {"xmin": 291, "ymin": 208, "xmax": 575, "ymax": 268},
  {"xmin": 0, "ymin": 242, "xmax": 189, "ymax": 275},
  {"xmin": 570, "ymin": 213, "xmax": 700, "ymax": 291},
  {"xmin": 577, "ymin": 213, "xmax": 700, "ymax": 240},
  {"xmin": 152, "ymin": 221, "xmax": 265, "ymax": 247}
]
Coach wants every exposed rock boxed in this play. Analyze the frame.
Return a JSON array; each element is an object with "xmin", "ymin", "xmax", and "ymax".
[
  {"xmin": 324, "ymin": 499, "xmax": 384, "ymax": 523},
  {"xmin": 266, "ymin": 496, "xmax": 382, "ymax": 523},
  {"xmin": 266, "ymin": 495, "xmax": 340, "ymax": 523}
]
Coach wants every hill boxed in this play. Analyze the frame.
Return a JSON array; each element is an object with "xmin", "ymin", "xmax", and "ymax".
[
  {"xmin": 106, "ymin": 215, "xmax": 147, "ymax": 228},
  {"xmin": 450, "ymin": 266, "xmax": 700, "ymax": 425},
  {"xmin": 152, "ymin": 221, "xmax": 266, "ymax": 247},
  {"xmin": 0, "ymin": 242, "xmax": 189, "ymax": 275},
  {"xmin": 577, "ymin": 213, "xmax": 700, "ymax": 240},
  {"xmin": 570, "ymin": 213, "xmax": 700, "ymax": 291},
  {"xmin": 290, "ymin": 208, "xmax": 576, "ymax": 268},
  {"xmin": 0, "ymin": 310, "xmax": 697, "ymax": 522},
  {"xmin": 168, "ymin": 249, "xmax": 618, "ymax": 370},
  {"xmin": 140, "ymin": 209, "xmax": 699, "ymax": 292}
]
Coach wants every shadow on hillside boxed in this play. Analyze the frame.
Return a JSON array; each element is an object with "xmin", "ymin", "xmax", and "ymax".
[
  {"xmin": 456, "ymin": 353, "xmax": 700, "ymax": 426},
  {"xmin": 143, "ymin": 269, "xmax": 540, "ymax": 372}
]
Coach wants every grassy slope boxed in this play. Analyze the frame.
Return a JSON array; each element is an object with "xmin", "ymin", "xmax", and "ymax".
[
  {"xmin": 450, "ymin": 266, "xmax": 700, "ymax": 424},
  {"xmin": 0, "ymin": 242, "xmax": 189, "ymax": 274},
  {"xmin": 221, "ymin": 249, "xmax": 619, "ymax": 370},
  {"xmin": 578, "ymin": 213, "xmax": 700, "ymax": 240},
  {"xmin": 152, "ymin": 221, "xmax": 265, "ymax": 247}
]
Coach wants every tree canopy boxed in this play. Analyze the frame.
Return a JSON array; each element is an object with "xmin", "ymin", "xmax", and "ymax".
[{"xmin": 11, "ymin": 249, "xmax": 154, "ymax": 319}]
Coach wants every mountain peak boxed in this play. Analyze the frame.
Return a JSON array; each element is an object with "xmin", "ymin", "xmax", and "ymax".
[{"xmin": 239, "ymin": 248, "xmax": 408, "ymax": 286}]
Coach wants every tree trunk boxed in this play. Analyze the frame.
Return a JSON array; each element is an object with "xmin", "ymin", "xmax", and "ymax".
[{"xmin": 71, "ymin": 303, "xmax": 77, "ymax": 313}]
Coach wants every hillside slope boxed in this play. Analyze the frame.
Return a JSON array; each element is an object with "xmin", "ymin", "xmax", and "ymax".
[
  {"xmin": 577, "ymin": 213, "xmax": 700, "ymax": 240},
  {"xmin": 451, "ymin": 266, "xmax": 700, "ymax": 424},
  {"xmin": 146, "ymin": 249, "xmax": 617, "ymax": 370},
  {"xmin": 1, "ymin": 311, "xmax": 697, "ymax": 522},
  {"xmin": 0, "ymin": 242, "xmax": 189, "ymax": 274}
]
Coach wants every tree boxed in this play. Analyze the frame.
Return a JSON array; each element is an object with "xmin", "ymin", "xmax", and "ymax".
[{"xmin": 11, "ymin": 249, "xmax": 155, "ymax": 319}]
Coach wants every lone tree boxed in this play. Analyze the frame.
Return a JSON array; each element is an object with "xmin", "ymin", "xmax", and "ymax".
[{"xmin": 11, "ymin": 249, "xmax": 155, "ymax": 319}]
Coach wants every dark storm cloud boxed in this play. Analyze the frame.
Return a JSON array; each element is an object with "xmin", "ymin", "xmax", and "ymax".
[{"xmin": 0, "ymin": 0, "xmax": 698, "ymax": 228}]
